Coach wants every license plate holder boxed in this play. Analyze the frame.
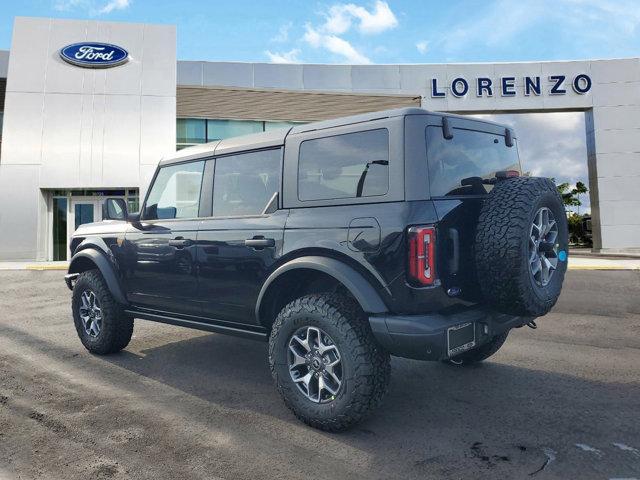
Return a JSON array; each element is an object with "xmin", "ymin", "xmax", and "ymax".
[{"xmin": 447, "ymin": 322, "xmax": 476, "ymax": 357}]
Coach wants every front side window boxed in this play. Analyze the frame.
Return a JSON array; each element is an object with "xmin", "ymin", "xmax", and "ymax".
[
  {"xmin": 212, "ymin": 149, "xmax": 280, "ymax": 217},
  {"xmin": 426, "ymin": 126, "xmax": 521, "ymax": 197},
  {"xmin": 298, "ymin": 129, "xmax": 389, "ymax": 201},
  {"xmin": 144, "ymin": 161, "xmax": 205, "ymax": 220}
]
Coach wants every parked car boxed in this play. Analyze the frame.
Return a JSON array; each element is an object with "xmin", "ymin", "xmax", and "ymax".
[{"xmin": 65, "ymin": 108, "xmax": 568, "ymax": 431}]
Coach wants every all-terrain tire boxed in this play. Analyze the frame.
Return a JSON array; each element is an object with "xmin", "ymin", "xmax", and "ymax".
[
  {"xmin": 72, "ymin": 269, "xmax": 134, "ymax": 355},
  {"xmin": 444, "ymin": 332, "xmax": 509, "ymax": 366},
  {"xmin": 475, "ymin": 177, "xmax": 568, "ymax": 317},
  {"xmin": 269, "ymin": 293, "xmax": 390, "ymax": 432}
]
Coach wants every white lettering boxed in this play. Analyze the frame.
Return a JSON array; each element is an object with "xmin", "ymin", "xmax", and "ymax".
[{"xmin": 74, "ymin": 46, "xmax": 116, "ymax": 61}]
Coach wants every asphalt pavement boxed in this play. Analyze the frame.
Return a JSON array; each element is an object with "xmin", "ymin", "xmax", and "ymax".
[{"xmin": 0, "ymin": 270, "xmax": 639, "ymax": 480}]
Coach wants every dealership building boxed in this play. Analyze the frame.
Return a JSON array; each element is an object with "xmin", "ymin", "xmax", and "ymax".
[{"xmin": 0, "ymin": 16, "xmax": 639, "ymax": 260}]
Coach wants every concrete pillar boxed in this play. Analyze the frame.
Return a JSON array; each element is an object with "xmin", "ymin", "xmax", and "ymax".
[{"xmin": 587, "ymin": 59, "xmax": 640, "ymax": 253}]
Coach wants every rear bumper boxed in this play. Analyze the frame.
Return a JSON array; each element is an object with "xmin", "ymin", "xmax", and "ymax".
[{"xmin": 369, "ymin": 308, "xmax": 532, "ymax": 361}]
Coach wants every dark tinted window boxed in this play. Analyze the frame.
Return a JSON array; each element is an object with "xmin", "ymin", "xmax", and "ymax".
[
  {"xmin": 144, "ymin": 161, "xmax": 205, "ymax": 219},
  {"xmin": 298, "ymin": 129, "xmax": 389, "ymax": 201},
  {"xmin": 213, "ymin": 149, "xmax": 280, "ymax": 217},
  {"xmin": 426, "ymin": 126, "xmax": 521, "ymax": 196}
]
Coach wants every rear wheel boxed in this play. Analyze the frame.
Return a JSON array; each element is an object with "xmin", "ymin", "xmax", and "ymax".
[
  {"xmin": 444, "ymin": 332, "xmax": 509, "ymax": 366},
  {"xmin": 72, "ymin": 270, "xmax": 133, "ymax": 355},
  {"xmin": 269, "ymin": 293, "xmax": 390, "ymax": 431}
]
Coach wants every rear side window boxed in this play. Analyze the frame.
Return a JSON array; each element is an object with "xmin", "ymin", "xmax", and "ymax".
[
  {"xmin": 298, "ymin": 129, "xmax": 389, "ymax": 201},
  {"xmin": 144, "ymin": 161, "xmax": 205, "ymax": 220},
  {"xmin": 212, "ymin": 149, "xmax": 280, "ymax": 217},
  {"xmin": 426, "ymin": 126, "xmax": 521, "ymax": 197}
]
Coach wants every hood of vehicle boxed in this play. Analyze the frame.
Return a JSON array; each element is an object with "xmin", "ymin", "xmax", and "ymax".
[{"xmin": 72, "ymin": 220, "xmax": 129, "ymax": 237}]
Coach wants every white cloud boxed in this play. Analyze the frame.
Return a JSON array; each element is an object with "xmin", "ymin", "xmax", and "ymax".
[
  {"xmin": 416, "ymin": 40, "xmax": 428, "ymax": 54},
  {"xmin": 271, "ymin": 22, "xmax": 292, "ymax": 43},
  {"xmin": 98, "ymin": 0, "xmax": 129, "ymax": 14},
  {"xmin": 54, "ymin": 0, "xmax": 131, "ymax": 15},
  {"xmin": 323, "ymin": 1, "xmax": 398, "ymax": 35},
  {"xmin": 265, "ymin": 48, "xmax": 301, "ymax": 63},
  {"xmin": 471, "ymin": 112, "xmax": 591, "ymax": 212},
  {"xmin": 267, "ymin": 1, "xmax": 396, "ymax": 65},
  {"xmin": 303, "ymin": 24, "xmax": 371, "ymax": 64}
]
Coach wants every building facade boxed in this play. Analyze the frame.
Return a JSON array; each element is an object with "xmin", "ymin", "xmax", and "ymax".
[{"xmin": 0, "ymin": 16, "xmax": 638, "ymax": 260}]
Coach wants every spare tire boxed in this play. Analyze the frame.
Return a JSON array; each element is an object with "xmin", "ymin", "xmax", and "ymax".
[{"xmin": 475, "ymin": 176, "xmax": 568, "ymax": 317}]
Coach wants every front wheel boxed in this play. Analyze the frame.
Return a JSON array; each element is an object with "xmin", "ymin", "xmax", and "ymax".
[
  {"xmin": 72, "ymin": 270, "xmax": 134, "ymax": 355},
  {"xmin": 269, "ymin": 294, "xmax": 390, "ymax": 431}
]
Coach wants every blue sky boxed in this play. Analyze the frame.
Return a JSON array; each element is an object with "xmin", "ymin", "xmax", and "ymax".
[
  {"xmin": 1, "ymin": 0, "xmax": 629, "ymax": 212},
  {"xmin": 0, "ymin": 0, "xmax": 638, "ymax": 64}
]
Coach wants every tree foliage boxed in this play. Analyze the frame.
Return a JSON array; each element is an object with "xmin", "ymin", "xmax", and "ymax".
[{"xmin": 556, "ymin": 181, "xmax": 588, "ymax": 207}]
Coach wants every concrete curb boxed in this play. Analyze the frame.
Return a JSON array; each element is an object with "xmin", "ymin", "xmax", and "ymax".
[
  {"xmin": 25, "ymin": 265, "xmax": 69, "ymax": 271},
  {"xmin": 568, "ymin": 265, "xmax": 640, "ymax": 271}
]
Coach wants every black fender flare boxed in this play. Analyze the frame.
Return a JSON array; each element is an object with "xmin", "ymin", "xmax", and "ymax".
[
  {"xmin": 255, "ymin": 256, "xmax": 388, "ymax": 322},
  {"xmin": 68, "ymin": 248, "xmax": 128, "ymax": 305}
]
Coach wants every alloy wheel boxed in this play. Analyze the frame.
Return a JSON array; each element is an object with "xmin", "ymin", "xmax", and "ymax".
[
  {"xmin": 529, "ymin": 207, "xmax": 559, "ymax": 287},
  {"xmin": 288, "ymin": 326, "xmax": 343, "ymax": 403},
  {"xmin": 79, "ymin": 289, "xmax": 102, "ymax": 338}
]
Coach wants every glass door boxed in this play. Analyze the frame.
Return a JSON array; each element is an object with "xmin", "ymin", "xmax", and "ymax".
[
  {"xmin": 49, "ymin": 192, "xmax": 132, "ymax": 261},
  {"xmin": 52, "ymin": 197, "xmax": 68, "ymax": 261},
  {"xmin": 73, "ymin": 202, "xmax": 96, "ymax": 230},
  {"xmin": 64, "ymin": 197, "xmax": 106, "ymax": 260},
  {"xmin": 69, "ymin": 198, "xmax": 103, "ymax": 237}
]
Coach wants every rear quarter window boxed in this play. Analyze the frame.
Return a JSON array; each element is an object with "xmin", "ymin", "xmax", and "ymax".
[
  {"xmin": 426, "ymin": 126, "xmax": 521, "ymax": 197},
  {"xmin": 298, "ymin": 129, "xmax": 389, "ymax": 201}
]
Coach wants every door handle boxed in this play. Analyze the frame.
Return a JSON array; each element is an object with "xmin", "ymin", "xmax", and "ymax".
[
  {"xmin": 245, "ymin": 237, "xmax": 275, "ymax": 249},
  {"xmin": 168, "ymin": 238, "xmax": 194, "ymax": 248}
]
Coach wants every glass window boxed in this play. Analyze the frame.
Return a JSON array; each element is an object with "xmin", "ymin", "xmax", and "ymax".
[
  {"xmin": 177, "ymin": 119, "xmax": 206, "ymax": 144},
  {"xmin": 207, "ymin": 119, "xmax": 263, "ymax": 141},
  {"xmin": 126, "ymin": 189, "xmax": 140, "ymax": 213},
  {"xmin": 213, "ymin": 149, "xmax": 280, "ymax": 217},
  {"xmin": 264, "ymin": 121, "xmax": 299, "ymax": 131},
  {"xmin": 52, "ymin": 197, "xmax": 67, "ymax": 261},
  {"xmin": 426, "ymin": 126, "xmax": 521, "ymax": 197},
  {"xmin": 298, "ymin": 129, "xmax": 389, "ymax": 201},
  {"xmin": 74, "ymin": 204, "xmax": 95, "ymax": 230},
  {"xmin": 144, "ymin": 161, "xmax": 205, "ymax": 220}
]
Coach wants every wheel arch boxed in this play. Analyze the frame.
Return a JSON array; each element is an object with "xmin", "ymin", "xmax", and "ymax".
[
  {"xmin": 68, "ymin": 247, "xmax": 127, "ymax": 305},
  {"xmin": 256, "ymin": 256, "xmax": 388, "ymax": 330}
]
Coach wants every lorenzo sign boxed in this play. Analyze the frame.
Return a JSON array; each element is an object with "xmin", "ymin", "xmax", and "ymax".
[
  {"xmin": 431, "ymin": 74, "xmax": 592, "ymax": 98},
  {"xmin": 59, "ymin": 42, "xmax": 129, "ymax": 68}
]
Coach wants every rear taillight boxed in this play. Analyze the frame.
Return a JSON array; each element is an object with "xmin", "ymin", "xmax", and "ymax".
[
  {"xmin": 407, "ymin": 226, "xmax": 436, "ymax": 286},
  {"xmin": 496, "ymin": 170, "xmax": 520, "ymax": 179}
]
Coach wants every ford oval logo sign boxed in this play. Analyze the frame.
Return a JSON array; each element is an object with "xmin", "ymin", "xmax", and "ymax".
[{"xmin": 60, "ymin": 42, "xmax": 129, "ymax": 68}]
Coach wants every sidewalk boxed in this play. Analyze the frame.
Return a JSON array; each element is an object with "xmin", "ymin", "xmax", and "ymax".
[
  {"xmin": 0, "ymin": 261, "xmax": 68, "ymax": 271},
  {"xmin": 1, "ymin": 257, "xmax": 639, "ymax": 271},
  {"xmin": 568, "ymin": 256, "xmax": 640, "ymax": 270}
]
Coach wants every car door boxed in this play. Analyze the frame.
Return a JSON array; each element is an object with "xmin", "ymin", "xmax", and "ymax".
[
  {"xmin": 123, "ymin": 159, "xmax": 208, "ymax": 316},
  {"xmin": 197, "ymin": 148, "xmax": 286, "ymax": 325}
]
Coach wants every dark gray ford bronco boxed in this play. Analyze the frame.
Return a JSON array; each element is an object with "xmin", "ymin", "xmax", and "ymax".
[{"xmin": 65, "ymin": 108, "xmax": 568, "ymax": 431}]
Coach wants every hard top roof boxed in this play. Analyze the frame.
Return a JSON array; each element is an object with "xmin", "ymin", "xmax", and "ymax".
[{"xmin": 160, "ymin": 107, "xmax": 509, "ymax": 165}]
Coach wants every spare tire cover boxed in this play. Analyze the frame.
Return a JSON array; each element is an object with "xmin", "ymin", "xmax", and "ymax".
[{"xmin": 475, "ymin": 177, "xmax": 569, "ymax": 317}]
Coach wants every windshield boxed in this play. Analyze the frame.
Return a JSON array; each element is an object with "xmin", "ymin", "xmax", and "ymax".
[{"xmin": 426, "ymin": 125, "xmax": 521, "ymax": 196}]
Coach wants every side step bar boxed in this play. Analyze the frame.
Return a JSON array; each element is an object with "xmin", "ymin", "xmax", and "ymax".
[{"xmin": 124, "ymin": 309, "xmax": 268, "ymax": 342}]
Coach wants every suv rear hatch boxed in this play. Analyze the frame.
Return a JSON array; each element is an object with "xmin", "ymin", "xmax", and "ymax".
[{"xmin": 426, "ymin": 117, "xmax": 521, "ymax": 303}]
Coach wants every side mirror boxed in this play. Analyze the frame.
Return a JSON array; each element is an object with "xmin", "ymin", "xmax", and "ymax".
[{"xmin": 102, "ymin": 198, "xmax": 128, "ymax": 221}]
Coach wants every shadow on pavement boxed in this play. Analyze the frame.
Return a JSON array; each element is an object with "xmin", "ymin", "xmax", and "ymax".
[{"xmin": 101, "ymin": 329, "xmax": 640, "ymax": 478}]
